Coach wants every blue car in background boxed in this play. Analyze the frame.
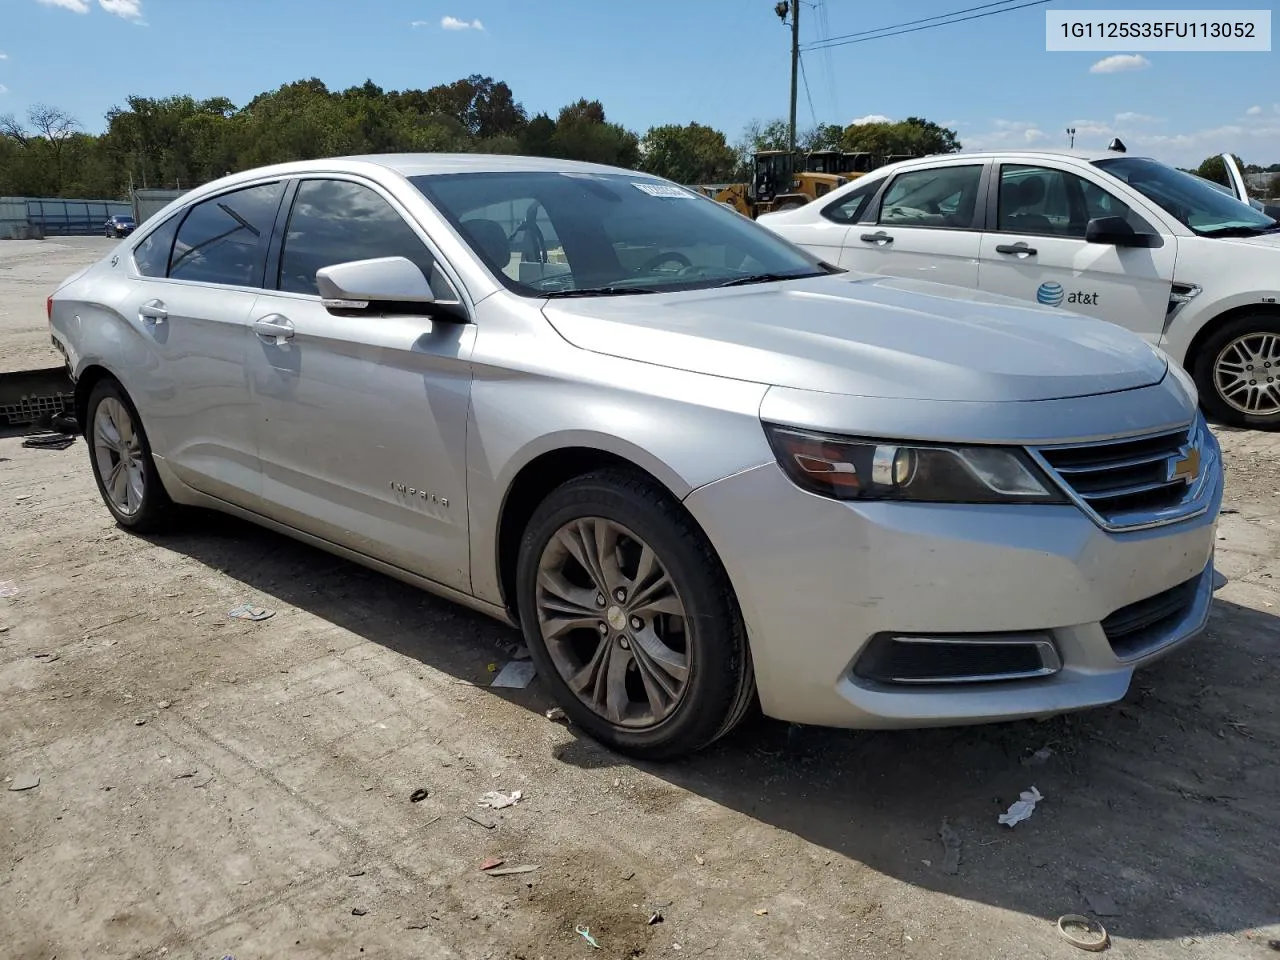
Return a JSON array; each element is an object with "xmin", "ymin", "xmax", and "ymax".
[{"xmin": 104, "ymin": 214, "xmax": 136, "ymax": 238}]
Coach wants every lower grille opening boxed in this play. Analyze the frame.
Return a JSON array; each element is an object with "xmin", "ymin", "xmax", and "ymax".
[
  {"xmin": 1102, "ymin": 574, "xmax": 1202, "ymax": 659},
  {"xmin": 854, "ymin": 633, "xmax": 1061, "ymax": 685}
]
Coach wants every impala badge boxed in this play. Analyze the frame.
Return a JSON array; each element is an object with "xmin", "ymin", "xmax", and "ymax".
[{"xmin": 389, "ymin": 481, "xmax": 448, "ymax": 508}]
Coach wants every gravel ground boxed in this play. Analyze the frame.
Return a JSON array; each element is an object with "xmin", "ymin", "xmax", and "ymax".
[
  {"xmin": 1, "ymin": 241, "xmax": 1278, "ymax": 960},
  {"xmin": 0, "ymin": 236, "xmax": 117, "ymax": 373}
]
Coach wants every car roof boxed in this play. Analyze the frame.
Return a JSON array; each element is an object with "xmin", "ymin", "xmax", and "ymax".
[
  {"xmin": 899, "ymin": 148, "xmax": 1151, "ymax": 165},
  {"xmin": 163, "ymin": 153, "xmax": 657, "ymax": 212}
]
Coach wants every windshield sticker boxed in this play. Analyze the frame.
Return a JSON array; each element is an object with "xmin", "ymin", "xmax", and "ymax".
[{"xmin": 632, "ymin": 182, "xmax": 695, "ymax": 199}]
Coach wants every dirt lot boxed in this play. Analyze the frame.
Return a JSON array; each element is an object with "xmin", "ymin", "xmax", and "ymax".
[
  {"xmin": 0, "ymin": 236, "xmax": 117, "ymax": 372},
  {"xmin": 2, "ymin": 241, "xmax": 1278, "ymax": 960}
]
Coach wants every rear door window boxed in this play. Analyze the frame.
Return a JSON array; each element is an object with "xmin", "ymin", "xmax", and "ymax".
[
  {"xmin": 168, "ymin": 181, "xmax": 284, "ymax": 286},
  {"xmin": 876, "ymin": 165, "xmax": 983, "ymax": 229}
]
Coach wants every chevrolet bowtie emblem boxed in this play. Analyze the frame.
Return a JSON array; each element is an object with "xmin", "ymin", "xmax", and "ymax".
[{"xmin": 1168, "ymin": 445, "xmax": 1201, "ymax": 485}]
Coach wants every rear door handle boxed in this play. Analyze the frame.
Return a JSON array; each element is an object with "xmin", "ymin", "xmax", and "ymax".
[
  {"xmin": 995, "ymin": 242, "xmax": 1037, "ymax": 257},
  {"xmin": 254, "ymin": 315, "xmax": 295, "ymax": 344},
  {"xmin": 139, "ymin": 300, "xmax": 167, "ymax": 322},
  {"xmin": 860, "ymin": 231, "xmax": 893, "ymax": 245}
]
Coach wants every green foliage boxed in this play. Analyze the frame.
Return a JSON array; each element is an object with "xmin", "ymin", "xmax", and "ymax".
[
  {"xmin": 639, "ymin": 123, "xmax": 738, "ymax": 184},
  {"xmin": 1195, "ymin": 153, "xmax": 1245, "ymax": 186},
  {"xmin": 0, "ymin": 77, "xmax": 965, "ymax": 199},
  {"xmin": 842, "ymin": 116, "xmax": 961, "ymax": 156}
]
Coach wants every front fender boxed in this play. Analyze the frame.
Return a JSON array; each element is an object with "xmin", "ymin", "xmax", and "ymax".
[
  {"xmin": 1162, "ymin": 289, "xmax": 1280, "ymax": 367},
  {"xmin": 465, "ymin": 357, "xmax": 773, "ymax": 607}
]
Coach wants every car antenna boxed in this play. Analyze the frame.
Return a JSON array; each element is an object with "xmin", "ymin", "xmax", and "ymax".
[{"xmin": 1107, "ymin": 138, "xmax": 1127, "ymax": 153}]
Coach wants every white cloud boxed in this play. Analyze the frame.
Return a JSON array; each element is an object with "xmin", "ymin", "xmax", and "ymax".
[
  {"xmin": 848, "ymin": 114, "xmax": 892, "ymax": 125},
  {"xmin": 410, "ymin": 19, "xmax": 429, "ymax": 27},
  {"xmin": 1114, "ymin": 111, "xmax": 1160, "ymax": 124},
  {"xmin": 98, "ymin": 0, "xmax": 143, "ymax": 19},
  {"xmin": 1089, "ymin": 54, "xmax": 1151, "ymax": 74},
  {"xmin": 0, "ymin": 85, "xmax": 8, "ymax": 95},
  {"xmin": 1247, "ymin": 105, "xmax": 1264, "ymax": 116},
  {"xmin": 0, "ymin": 52, "xmax": 8, "ymax": 59},
  {"xmin": 37, "ymin": 0, "xmax": 90, "ymax": 12},
  {"xmin": 1024, "ymin": 127, "xmax": 1047, "ymax": 143},
  {"xmin": 441, "ymin": 15, "xmax": 483, "ymax": 30}
]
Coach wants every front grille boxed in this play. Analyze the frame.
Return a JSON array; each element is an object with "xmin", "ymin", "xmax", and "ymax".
[
  {"xmin": 1101, "ymin": 574, "xmax": 1201, "ymax": 658},
  {"xmin": 1036, "ymin": 426, "xmax": 1196, "ymax": 526},
  {"xmin": 854, "ymin": 632, "xmax": 1060, "ymax": 685}
]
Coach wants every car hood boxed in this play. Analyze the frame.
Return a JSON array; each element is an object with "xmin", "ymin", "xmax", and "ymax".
[{"xmin": 541, "ymin": 274, "xmax": 1167, "ymax": 402}]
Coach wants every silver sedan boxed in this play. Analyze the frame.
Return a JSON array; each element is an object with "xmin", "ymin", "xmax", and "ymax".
[{"xmin": 49, "ymin": 154, "xmax": 1223, "ymax": 758}]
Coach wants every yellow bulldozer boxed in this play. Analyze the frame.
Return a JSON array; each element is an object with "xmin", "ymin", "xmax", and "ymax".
[{"xmin": 695, "ymin": 149, "xmax": 914, "ymax": 219}]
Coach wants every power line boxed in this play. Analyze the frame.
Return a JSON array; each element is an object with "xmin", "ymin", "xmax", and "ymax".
[
  {"xmin": 798, "ymin": 53, "xmax": 818, "ymax": 129},
  {"xmin": 803, "ymin": 0, "xmax": 1027, "ymax": 47},
  {"xmin": 816, "ymin": 0, "xmax": 839, "ymax": 121},
  {"xmin": 803, "ymin": 0, "xmax": 1051, "ymax": 52}
]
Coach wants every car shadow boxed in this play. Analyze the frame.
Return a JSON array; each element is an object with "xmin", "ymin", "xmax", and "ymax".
[{"xmin": 148, "ymin": 511, "xmax": 1280, "ymax": 944}]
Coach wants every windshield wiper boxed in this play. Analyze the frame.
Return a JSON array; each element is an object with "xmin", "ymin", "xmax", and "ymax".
[
  {"xmin": 716, "ymin": 271, "xmax": 824, "ymax": 288},
  {"xmin": 542, "ymin": 286, "xmax": 661, "ymax": 298},
  {"xmin": 1198, "ymin": 224, "xmax": 1279, "ymax": 238}
]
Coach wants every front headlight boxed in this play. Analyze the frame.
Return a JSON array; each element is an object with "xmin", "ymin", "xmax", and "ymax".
[{"xmin": 764, "ymin": 425, "xmax": 1067, "ymax": 504}]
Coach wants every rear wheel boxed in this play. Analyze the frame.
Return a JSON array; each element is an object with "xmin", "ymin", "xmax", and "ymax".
[
  {"xmin": 515, "ymin": 469, "xmax": 755, "ymax": 760},
  {"xmin": 86, "ymin": 379, "xmax": 177, "ymax": 532},
  {"xmin": 1193, "ymin": 314, "xmax": 1280, "ymax": 429}
]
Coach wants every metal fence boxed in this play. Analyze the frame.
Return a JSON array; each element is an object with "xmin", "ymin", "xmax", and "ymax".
[{"xmin": 0, "ymin": 196, "xmax": 132, "ymax": 238}]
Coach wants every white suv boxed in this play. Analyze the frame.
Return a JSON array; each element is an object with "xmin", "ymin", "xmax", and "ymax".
[{"xmin": 759, "ymin": 148, "xmax": 1280, "ymax": 429}]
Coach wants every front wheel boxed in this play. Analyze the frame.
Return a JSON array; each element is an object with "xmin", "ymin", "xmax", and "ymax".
[
  {"xmin": 86, "ymin": 378, "xmax": 177, "ymax": 532},
  {"xmin": 515, "ymin": 469, "xmax": 755, "ymax": 760},
  {"xmin": 1192, "ymin": 314, "xmax": 1280, "ymax": 429}
]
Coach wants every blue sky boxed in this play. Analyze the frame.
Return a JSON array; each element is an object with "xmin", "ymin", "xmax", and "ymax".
[{"xmin": 0, "ymin": 0, "xmax": 1276, "ymax": 168}]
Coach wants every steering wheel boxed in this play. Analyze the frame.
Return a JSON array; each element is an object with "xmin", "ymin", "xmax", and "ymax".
[{"xmin": 636, "ymin": 251, "xmax": 692, "ymax": 275}]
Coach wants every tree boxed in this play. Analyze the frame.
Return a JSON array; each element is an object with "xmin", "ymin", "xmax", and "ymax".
[
  {"xmin": 1269, "ymin": 173, "xmax": 1280, "ymax": 199},
  {"xmin": 800, "ymin": 123, "xmax": 845, "ymax": 153},
  {"xmin": 1195, "ymin": 153, "xmax": 1245, "ymax": 186},
  {"xmin": 4, "ymin": 105, "xmax": 80, "ymax": 191},
  {"xmin": 520, "ymin": 112, "xmax": 557, "ymax": 157},
  {"xmin": 549, "ymin": 99, "xmax": 638, "ymax": 167},
  {"xmin": 639, "ymin": 122, "xmax": 737, "ymax": 184},
  {"xmin": 842, "ymin": 116, "xmax": 960, "ymax": 156}
]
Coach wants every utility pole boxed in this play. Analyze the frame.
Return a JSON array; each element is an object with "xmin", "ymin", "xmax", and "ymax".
[
  {"xmin": 775, "ymin": 1, "xmax": 799, "ymax": 156},
  {"xmin": 789, "ymin": 0, "xmax": 800, "ymax": 155}
]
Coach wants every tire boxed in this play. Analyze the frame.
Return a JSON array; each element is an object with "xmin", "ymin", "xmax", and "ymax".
[
  {"xmin": 515, "ymin": 469, "xmax": 755, "ymax": 760},
  {"xmin": 85, "ymin": 378, "xmax": 178, "ymax": 532},
  {"xmin": 1191, "ymin": 313, "xmax": 1280, "ymax": 430}
]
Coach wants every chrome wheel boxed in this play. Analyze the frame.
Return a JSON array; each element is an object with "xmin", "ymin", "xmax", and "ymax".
[
  {"xmin": 92, "ymin": 396, "xmax": 145, "ymax": 516},
  {"xmin": 1214, "ymin": 332, "xmax": 1280, "ymax": 416},
  {"xmin": 535, "ymin": 517, "xmax": 690, "ymax": 728}
]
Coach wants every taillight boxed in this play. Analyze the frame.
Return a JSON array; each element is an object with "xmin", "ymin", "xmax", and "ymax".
[{"xmin": 46, "ymin": 295, "xmax": 53, "ymax": 321}]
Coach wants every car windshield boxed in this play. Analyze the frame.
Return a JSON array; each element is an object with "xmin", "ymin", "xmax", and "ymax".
[
  {"xmin": 411, "ymin": 171, "xmax": 830, "ymax": 297},
  {"xmin": 1094, "ymin": 156, "xmax": 1277, "ymax": 236}
]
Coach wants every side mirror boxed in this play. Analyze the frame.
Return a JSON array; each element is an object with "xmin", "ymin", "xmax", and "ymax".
[
  {"xmin": 1085, "ymin": 216, "xmax": 1159, "ymax": 248},
  {"xmin": 316, "ymin": 256, "xmax": 436, "ymax": 307}
]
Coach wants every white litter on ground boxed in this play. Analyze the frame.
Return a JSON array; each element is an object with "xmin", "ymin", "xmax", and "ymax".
[
  {"xmin": 478, "ymin": 789, "xmax": 523, "ymax": 810},
  {"xmin": 998, "ymin": 786, "xmax": 1043, "ymax": 827},
  {"xmin": 490, "ymin": 660, "xmax": 536, "ymax": 688}
]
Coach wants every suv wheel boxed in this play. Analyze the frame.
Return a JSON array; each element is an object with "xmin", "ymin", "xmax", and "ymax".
[
  {"xmin": 515, "ymin": 469, "xmax": 755, "ymax": 760},
  {"xmin": 1193, "ymin": 313, "xmax": 1280, "ymax": 429},
  {"xmin": 86, "ymin": 379, "xmax": 177, "ymax": 532}
]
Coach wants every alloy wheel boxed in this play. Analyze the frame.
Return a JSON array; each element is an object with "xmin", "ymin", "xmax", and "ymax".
[
  {"xmin": 93, "ymin": 396, "xmax": 146, "ymax": 516},
  {"xmin": 1213, "ymin": 332, "xmax": 1280, "ymax": 416},
  {"xmin": 535, "ymin": 517, "xmax": 691, "ymax": 728}
]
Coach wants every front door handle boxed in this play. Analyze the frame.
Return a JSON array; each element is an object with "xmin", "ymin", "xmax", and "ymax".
[
  {"xmin": 139, "ymin": 300, "xmax": 167, "ymax": 322},
  {"xmin": 995, "ymin": 241, "xmax": 1037, "ymax": 257},
  {"xmin": 860, "ymin": 231, "xmax": 894, "ymax": 245},
  {"xmin": 254, "ymin": 315, "xmax": 295, "ymax": 344}
]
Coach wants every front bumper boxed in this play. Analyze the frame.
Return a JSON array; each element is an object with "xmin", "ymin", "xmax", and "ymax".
[{"xmin": 683, "ymin": 441, "xmax": 1222, "ymax": 730}]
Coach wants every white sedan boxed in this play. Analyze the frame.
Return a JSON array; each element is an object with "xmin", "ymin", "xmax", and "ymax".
[{"xmin": 759, "ymin": 147, "xmax": 1280, "ymax": 429}]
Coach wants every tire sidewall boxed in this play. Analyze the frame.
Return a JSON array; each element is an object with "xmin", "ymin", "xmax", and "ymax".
[
  {"xmin": 515, "ymin": 473, "xmax": 744, "ymax": 758},
  {"xmin": 1193, "ymin": 314, "xmax": 1280, "ymax": 429},
  {"xmin": 86, "ymin": 379, "xmax": 168, "ymax": 529}
]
